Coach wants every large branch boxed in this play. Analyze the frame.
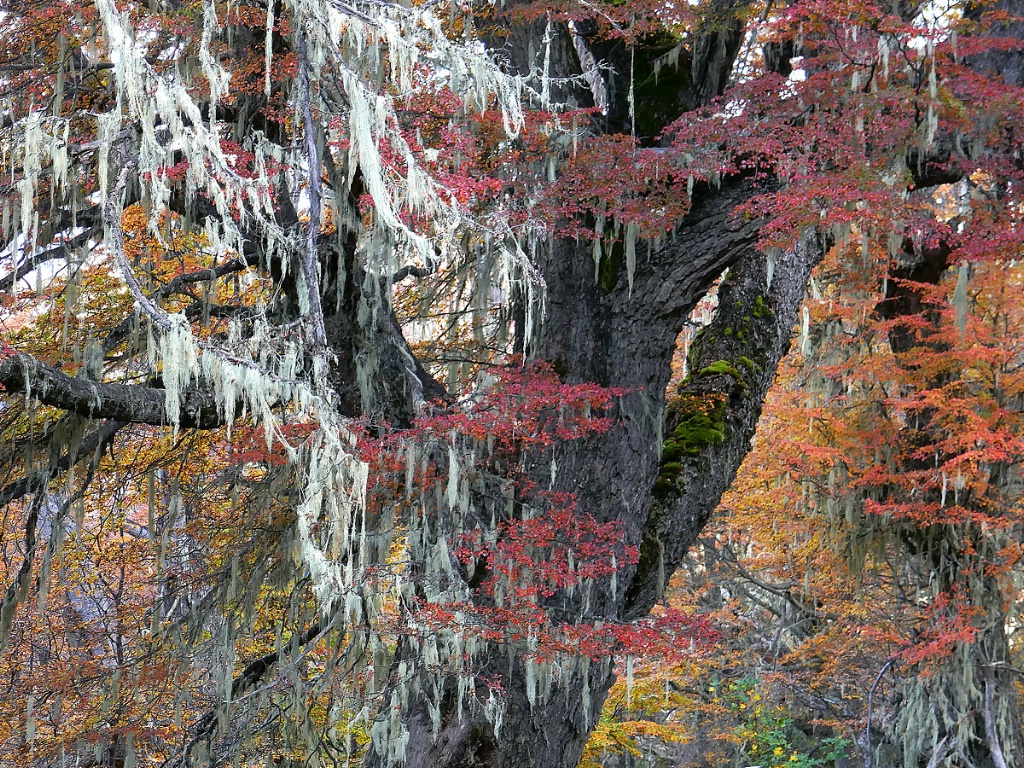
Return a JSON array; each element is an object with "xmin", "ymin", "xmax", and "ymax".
[
  {"xmin": 0, "ymin": 352, "xmax": 225, "ymax": 429},
  {"xmin": 614, "ymin": 177, "xmax": 780, "ymax": 392},
  {"xmin": 623, "ymin": 228, "xmax": 823, "ymax": 619},
  {"xmin": 613, "ymin": 0, "xmax": 1024, "ymax": 618},
  {"xmin": 581, "ymin": 0, "xmax": 748, "ymax": 140},
  {"xmin": 908, "ymin": 0, "xmax": 1024, "ymax": 189}
]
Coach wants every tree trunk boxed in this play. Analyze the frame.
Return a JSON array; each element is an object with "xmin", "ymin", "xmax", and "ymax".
[
  {"xmin": 365, "ymin": 179, "xmax": 824, "ymax": 768},
  {"xmin": 360, "ymin": 6, "xmax": 827, "ymax": 763}
]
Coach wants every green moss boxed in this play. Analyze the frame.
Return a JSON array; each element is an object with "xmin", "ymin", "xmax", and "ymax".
[
  {"xmin": 752, "ymin": 295, "xmax": 769, "ymax": 319},
  {"xmin": 698, "ymin": 359, "xmax": 743, "ymax": 379},
  {"xmin": 669, "ymin": 403, "xmax": 725, "ymax": 453},
  {"xmin": 599, "ymin": 237, "xmax": 624, "ymax": 292},
  {"xmin": 677, "ymin": 356, "xmax": 749, "ymax": 400},
  {"xmin": 654, "ymin": 293, "xmax": 778, "ymax": 502},
  {"xmin": 695, "ymin": 361, "xmax": 741, "ymax": 389},
  {"xmin": 658, "ymin": 394, "xmax": 727, "ymax": 478}
]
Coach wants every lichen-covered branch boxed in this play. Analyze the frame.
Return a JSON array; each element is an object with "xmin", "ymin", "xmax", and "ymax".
[
  {"xmin": 184, "ymin": 619, "xmax": 329, "ymax": 760},
  {"xmin": 0, "ymin": 352, "xmax": 225, "ymax": 428},
  {"xmin": 0, "ymin": 418, "xmax": 121, "ymax": 651},
  {"xmin": 297, "ymin": 30, "xmax": 329, "ymax": 353}
]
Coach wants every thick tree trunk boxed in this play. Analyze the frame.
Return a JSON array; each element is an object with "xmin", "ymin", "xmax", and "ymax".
[
  {"xmin": 362, "ymin": 6, "xmax": 825, "ymax": 764},
  {"xmin": 364, "ymin": 180, "xmax": 823, "ymax": 767}
]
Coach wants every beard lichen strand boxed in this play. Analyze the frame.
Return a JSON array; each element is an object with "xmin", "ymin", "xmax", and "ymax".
[
  {"xmin": 317, "ymin": 0, "xmax": 529, "ymax": 137},
  {"xmin": 158, "ymin": 314, "xmax": 200, "ymax": 431},
  {"xmin": 14, "ymin": 113, "xmax": 44, "ymax": 256},
  {"xmin": 315, "ymin": 0, "xmax": 531, "ymax": 239},
  {"xmin": 2, "ymin": 115, "xmax": 75, "ymax": 260},
  {"xmin": 95, "ymin": 0, "xmax": 281, "ymax": 261},
  {"xmin": 890, "ymin": 540, "xmax": 1019, "ymax": 767},
  {"xmin": 293, "ymin": 412, "xmax": 369, "ymax": 605},
  {"xmin": 200, "ymin": 0, "xmax": 231, "ymax": 112},
  {"xmin": 137, "ymin": 295, "xmax": 373, "ymax": 630}
]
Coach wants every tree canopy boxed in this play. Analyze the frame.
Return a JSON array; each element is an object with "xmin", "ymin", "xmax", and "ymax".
[{"xmin": 1, "ymin": 0, "xmax": 1022, "ymax": 765}]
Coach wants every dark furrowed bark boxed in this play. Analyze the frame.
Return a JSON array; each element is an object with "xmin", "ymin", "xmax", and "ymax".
[
  {"xmin": 392, "ymin": 652, "xmax": 616, "ymax": 768},
  {"xmin": 538, "ymin": 177, "xmax": 788, "ymax": 613},
  {"xmin": 584, "ymin": 0, "xmax": 750, "ymax": 140}
]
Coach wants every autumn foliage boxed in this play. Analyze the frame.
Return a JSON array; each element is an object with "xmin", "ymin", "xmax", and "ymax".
[{"xmin": 2, "ymin": 0, "xmax": 1024, "ymax": 764}]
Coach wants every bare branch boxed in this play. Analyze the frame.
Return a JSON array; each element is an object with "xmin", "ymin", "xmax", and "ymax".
[
  {"xmin": 105, "ymin": 166, "xmax": 174, "ymax": 332},
  {"xmin": 0, "ymin": 229, "xmax": 95, "ymax": 294},
  {"xmin": 181, "ymin": 618, "xmax": 331, "ymax": 764},
  {"xmin": 865, "ymin": 657, "xmax": 899, "ymax": 768},
  {"xmin": 924, "ymin": 736, "xmax": 953, "ymax": 768}
]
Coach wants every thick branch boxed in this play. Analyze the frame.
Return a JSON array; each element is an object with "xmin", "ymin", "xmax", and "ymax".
[
  {"xmin": 623, "ymin": 228, "xmax": 823, "ymax": 620},
  {"xmin": 690, "ymin": 0, "xmax": 747, "ymax": 106},
  {"xmin": 392, "ymin": 264, "xmax": 435, "ymax": 282},
  {"xmin": 615, "ymin": 178, "xmax": 780, "ymax": 390},
  {"xmin": 0, "ymin": 352, "xmax": 224, "ymax": 428}
]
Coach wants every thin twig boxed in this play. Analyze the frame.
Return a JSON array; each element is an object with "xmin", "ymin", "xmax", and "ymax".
[{"xmin": 865, "ymin": 656, "xmax": 897, "ymax": 768}]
